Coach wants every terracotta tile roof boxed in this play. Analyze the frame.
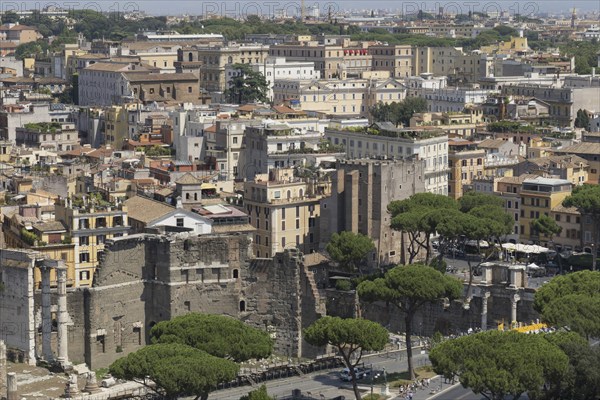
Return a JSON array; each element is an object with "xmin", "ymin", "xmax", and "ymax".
[
  {"xmin": 273, "ymin": 105, "xmax": 305, "ymax": 114},
  {"xmin": 124, "ymin": 72, "xmax": 198, "ymax": 82},
  {"xmin": 477, "ymin": 138, "xmax": 507, "ymax": 149},
  {"xmin": 33, "ymin": 220, "xmax": 67, "ymax": 232},
  {"xmin": 551, "ymin": 204, "xmax": 580, "ymax": 214},
  {"xmin": 204, "ymin": 125, "xmax": 217, "ymax": 133},
  {"xmin": 84, "ymin": 62, "xmax": 136, "ymax": 72},
  {"xmin": 554, "ymin": 142, "xmax": 600, "ymax": 156},
  {"xmin": 86, "ymin": 147, "xmax": 114, "ymax": 159},
  {"xmin": 123, "ymin": 195, "xmax": 175, "ymax": 224},
  {"xmin": 175, "ymin": 172, "xmax": 201, "ymax": 185}
]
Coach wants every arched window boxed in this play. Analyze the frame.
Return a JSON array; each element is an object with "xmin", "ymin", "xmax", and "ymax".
[
  {"xmin": 188, "ymin": 52, "xmax": 193, "ymax": 62},
  {"xmin": 287, "ymin": 190, "xmax": 291, "ymax": 199},
  {"xmin": 186, "ymin": 193, "xmax": 190, "ymax": 200},
  {"xmin": 233, "ymin": 269, "xmax": 239, "ymax": 279},
  {"xmin": 239, "ymin": 300, "xmax": 246, "ymax": 312},
  {"xmin": 228, "ymin": 56, "xmax": 233, "ymax": 64},
  {"xmin": 299, "ymin": 188, "xmax": 304, "ymax": 197}
]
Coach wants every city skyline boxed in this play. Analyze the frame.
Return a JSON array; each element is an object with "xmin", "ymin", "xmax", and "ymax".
[{"xmin": 1, "ymin": 0, "xmax": 600, "ymax": 17}]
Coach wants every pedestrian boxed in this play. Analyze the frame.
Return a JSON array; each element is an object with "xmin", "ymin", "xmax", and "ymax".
[{"xmin": 409, "ymin": 391, "xmax": 414, "ymax": 400}]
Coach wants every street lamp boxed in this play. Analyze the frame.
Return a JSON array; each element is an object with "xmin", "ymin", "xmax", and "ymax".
[{"xmin": 370, "ymin": 365, "xmax": 380, "ymax": 399}]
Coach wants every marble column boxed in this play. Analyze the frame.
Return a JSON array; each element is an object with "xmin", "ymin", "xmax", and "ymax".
[
  {"xmin": 511, "ymin": 293, "xmax": 521, "ymax": 326},
  {"xmin": 481, "ymin": 291, "xmax": 491, "ymax": 331},
  {"xmin": 64, "ymin": 374, "xmax": 80, "ymax": 397},
  {"xmin": 0, "ymin": 340, "xmax": 6, "ymax": 400},
  {"xmin": 41, "ymin": 267, "xmax": 53, "ymax": 362},
  {"xmin": 6, "ymin": 372, "xmax": 18, "ymax": 400},
  {"xmin": 84, "ymin": 371, "xmax": 102, "ymax": 394},
  {"xmin": 56, "ymin": 266, "xmax": 69, "ymax": 366}
]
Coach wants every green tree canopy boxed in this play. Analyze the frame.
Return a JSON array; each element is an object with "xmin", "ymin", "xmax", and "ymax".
[
  {"xmin": 239, "ymin": 385, "xmax": 275, "ymax": 400},
  {"xmin": 534, "ymin": 271, "xmax": 600, "ymax": 339},
  {"xmin": 150, "ymin": 313, "xmax": 273, "ymax": 362},
  {"xmin": 109, "ymin": 343, "xmax": 239, "ymax": 400},
  {"xmin": 388, "ymin": 193, "xmax": 459, "ymax": 263},
  {"xmin": 326, "ymin": 231, "xmax": 375, "ymax": 274},
  {"xmin": 531, "ymin": 214, "xmax": 563, "ymax": 242},
  {"xmin": 544, "ymin": 331, "xmax": 600, "ymax": 399},
  {"xmin": 429, "ymin": 330, "xmax": 569, "ymax": 400},
  {"xmin": 358, "ymin": 264, "xmax": 462, "ymax": 380},
  {"xmin": 575, "ymin": 109, "xmax": 591, "ymax": 129},
  {"xmin": 304, "ymin": 316, "xmax": 388, "ymax": 400},
  {"xmin": 564, "ymin": 184, "xmax": 600, "ymax": 271},
  {"xmin": 1, "ymin": 10, "xmax": 19, "ymax": 24},
  {"xmin": 459, "ymin": 191, "xmax": 504, "ymax": 212},
  {"xmin": 370, "ymin": 97, "xmax": 428, "ymax": 127},
  {"xmin": 224, "ymin": 63, "xmax": 269, "ymax": 104}
]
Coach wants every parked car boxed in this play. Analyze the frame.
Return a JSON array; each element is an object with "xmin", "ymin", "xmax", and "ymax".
[{"xmin": 340, "ymin": 367, "xmax": 369, "ymax": 381}]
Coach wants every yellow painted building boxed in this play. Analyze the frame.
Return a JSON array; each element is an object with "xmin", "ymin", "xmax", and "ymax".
[
  {"xmin": 519, "ymin": 177, "xmax": 572, "ymax": 243},
  {"xmin": 448, "ymin": 140, "xmax": 485, "ymax": 199},
  {"xmin": 54, "ymin": 197, "xmax": 129, "ymax": 287},
  {"xmin": 2, "ymin": 213, "xmax": 76, "ymax": 287},
  {"xmin": 243, "ymin": 168, "xmax": 330, "ymax": 258},
  {"xmin": 105, "ymin": 104, "xmax": 135, "ymax": 148}
]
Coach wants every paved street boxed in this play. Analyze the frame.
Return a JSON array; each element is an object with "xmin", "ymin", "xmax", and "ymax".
[{"xmin": 207, "ymin": 350, "xmax": 432, "ymax": 399}]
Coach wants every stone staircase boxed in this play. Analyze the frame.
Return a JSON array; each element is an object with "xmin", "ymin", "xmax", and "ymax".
[{"xmin": 302, "ymin": 266, "xmax": 327, "ymax": 317}]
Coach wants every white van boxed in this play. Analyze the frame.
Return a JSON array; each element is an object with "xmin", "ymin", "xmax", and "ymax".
[{"xmin": 339, "ymin": 367, "xmax": 368, "ymax": 381}]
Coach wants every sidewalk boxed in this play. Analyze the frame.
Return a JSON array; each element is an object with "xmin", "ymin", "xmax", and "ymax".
[{"xmin": 385, "ymin": 375, "xmax": 455, "ymax": 400}]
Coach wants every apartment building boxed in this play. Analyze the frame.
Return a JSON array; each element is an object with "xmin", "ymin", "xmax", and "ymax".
[
  {"xmin": 409, "ymin": 110, "xmax": 483, "ymax": 138},
  {"xmin": 78, "ymin": 62, "xmax": 201, "ymax": 107},
  {"xmin": 272, "ymin": 73, "xmax": 406, "ymax": 117},
  {"xmin": 501, "ymin": 84, "xmax": 600, "ymax": 127},
  {"xmin": 320, "ymin": 158, "xmax": 427, "ymax": 267},
  {"xmin": 370, "ymin": 44, "xmax": 415, "ymax": 78},
  {"xmin": 119, "ymin": 41, "xmax": 185, "ymax": 72},
  {"xmin": 225, "ymin": 56, "xmax": 320, "ymax": 101},
  {"xmin": 514, "ymin": 155, "xmax": 589, "ymax": 186},
  {"xmin": 405, "ymin": 74, "xmax": 448, "ymax": 97},
  {"xmin": 550, "ymin": 205, "xmax": 582, "ymax": 251},
  {"xmin": 2, "ymin": 205, "xmax": 76, "ymax": 288},
  {"xmin": 55, "ymin": 197, "xmax": 130, "ymax": 287},
  {"xmin": 269, "ymin": 37, "xmax": 372, "ymax": 79},
  {"xmin": 0, "ymin": 102, "xmax": 74, "ymax": 142},
  {"xmin": 243, "ymin": 168, "xmax": 331, "ymax": 258},
  {"xmin": 78, "ymin": 62, "xmax": 154, "ymax": 106},
  {"xmin": 413, "ymin": 47, "xmax": 493, "ymax": 83},
  {"xmin": 238, "ymin": 122, "xmax": 344, "ymax": 181},
  {"xmin": 519, "ymin": 177, "xmax": 572, "ymax": 244},
  {"xmin": 176, "ymin": 44, "xmax": 270, "ymax": 94},
  {"xmin": 0, "ymin": 23, "xmax": 41, "ymax": 44},
  {"xmin": 15, "ymin": 122, "xmax": 79, "ymax": 151},
  {"xmin": 421, "ymin": 87, "xmax": 491, "ymax": 113},
  {"xmin": 325, "ymin": 123, "xmax": 449, "ymax": 195},
  {"xmin": 553, "ymin": 142, "xmax": 600, "ymax": 184},
  {"xmin": 447, "ymin": 139, "xmax": 485, "ymax": 199}
]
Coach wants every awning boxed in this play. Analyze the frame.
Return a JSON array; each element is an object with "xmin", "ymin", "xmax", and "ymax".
[
  {"xmin": 466, "ymin": 240, "xmax": 489, "ymax": 248},
  {"xmin": 201, "ymin": 183, "xmax": 216, "ymax": 190},
  {"xmin": 502, "ymin": 243, "xmax": 550, "ymax": 254}
]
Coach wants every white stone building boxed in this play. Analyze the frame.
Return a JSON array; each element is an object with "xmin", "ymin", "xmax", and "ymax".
[
  {"xmin": 325, "ymin": 123, "xmax": 449, "ymax": 195},
  {"xmin": 225, "ymin": 56, "xmax": 320, "ymax": 101}
]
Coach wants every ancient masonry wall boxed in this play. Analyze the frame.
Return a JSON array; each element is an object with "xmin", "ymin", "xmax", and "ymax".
[
  {"xmin": 326, "ymin": 286, "xmax": 540, "ymax": 336},
  {"xmin": 0, "ymin": 251, "xmax": 36, "ymax": 365}
]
